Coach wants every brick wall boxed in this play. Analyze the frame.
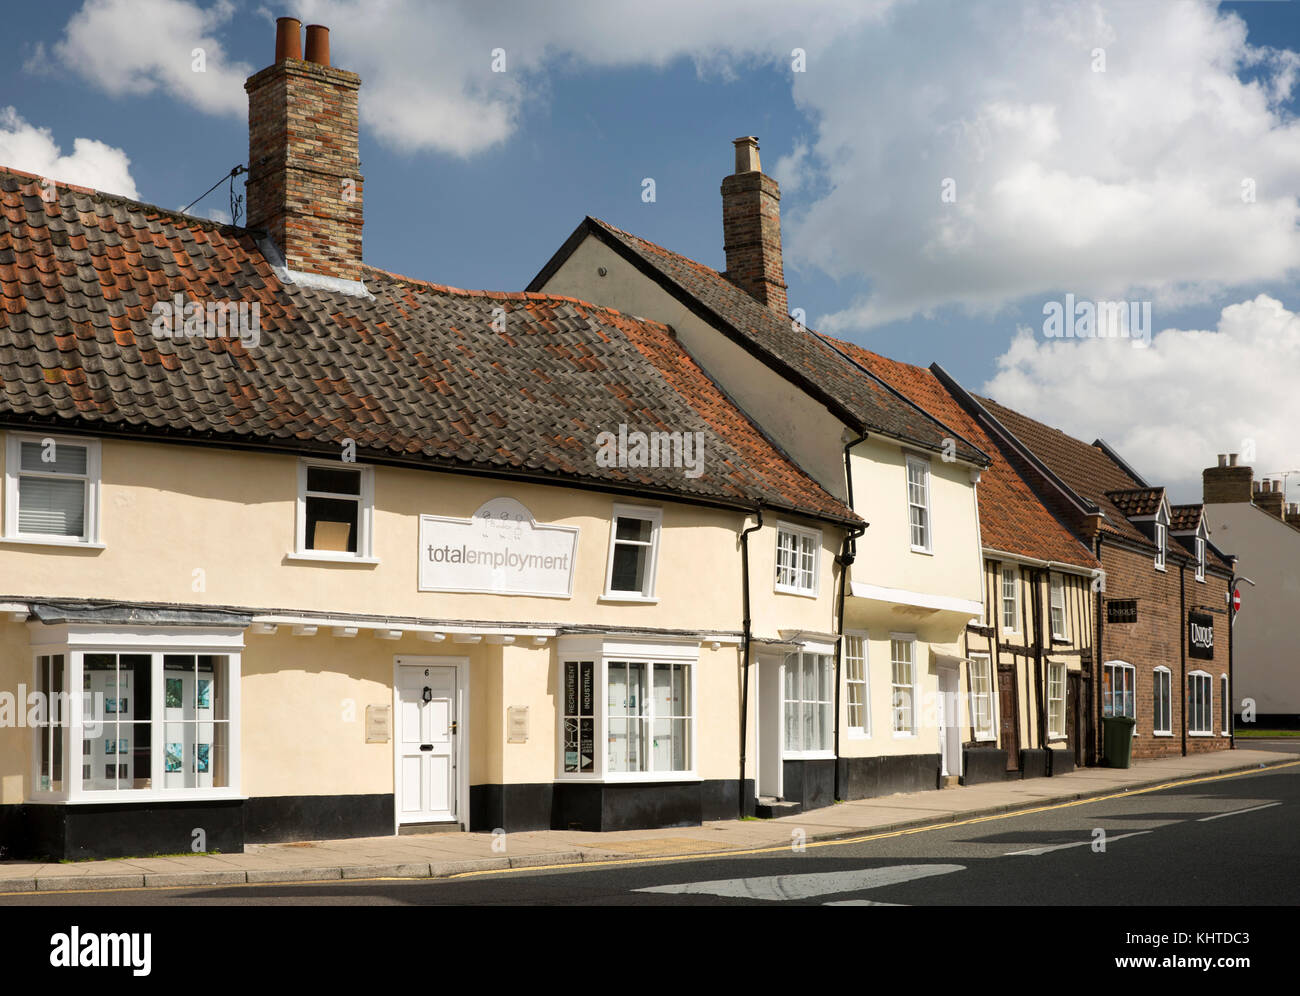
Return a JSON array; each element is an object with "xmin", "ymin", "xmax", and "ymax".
[
  {"xmin": 1097, "ymin": 542, "xmax": 1231, "ymax": 760},
  {"xmin": 245, "ymin": 59, "xmax": 364, "ymax": 280},
  {"xmin": 721, "ymin": 170, "xmax": 788, "ymax": 317}
]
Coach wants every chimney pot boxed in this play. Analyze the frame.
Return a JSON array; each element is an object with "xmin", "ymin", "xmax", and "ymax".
[
  {"xmin": 1229, "ymin": 454, "xmax": 1238, "ymax": 466},
  {"xmin": 304, "ymin": 24, "xmax": 330, "ymax": 66},
  {"xmin": 733, "ymin": 136, "xmax": 761, "ymax": 174},
  {"xmin": 1217, "ymin": 453, "xmax": 1227, "ymax": 468},
  {"xmin": 274, "ymin": 16, "xmax": 302, "ymax": 62}
]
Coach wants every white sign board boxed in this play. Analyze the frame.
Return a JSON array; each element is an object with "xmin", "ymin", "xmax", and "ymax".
[{"xmin": 419, "ymin": 497, "xmax": 578, "ymax": 598}]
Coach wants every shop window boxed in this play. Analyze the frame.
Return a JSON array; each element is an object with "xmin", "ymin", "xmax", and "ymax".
[
  {"xmin": 4, "ymin": 433, "xmax": 101, "ymax": 544},
  {"xmin": 1001, "ymin": 565, "xmax": 1019, "ymax": 633},
  {"xmin": 906, "ymin": 455, "xmax": 931, "ymax": 552},
  {"xmin": 775, "ymin": 522, "xmax": 820, "ymax": 596},
  {"xmin": 28, "ymin": 641, "xmax": 240, "ymax": 801},
  {"xmin": 1153, "ymin": 667, "xmax": 1172, "ymax": 735},
  {"xmin": 1050, "ymin": 574, "xmax": 1068, "ymax": 640},
  {"xmin": 1047, "ymin": 661, "xmax": 1066, "ymax": 738},
  {"xmin": 296, "ymin": 460, "xmax": 373, "ymax": 559},
  {"xmin": 968, "ymin": 654, "xmax": 995, "ymax": 741},
  {"xmin": 603, "ymin": 506, "xmax": 661, "ymax": 599},
  {"xmin": 1102, "ymin": 661, "xmax": 1135, "ymax": 722},
  {"xmin": 844, "ymin": 634, "xmax": 870, "ymax": 736},
  {"xmin": 559, "ymin": 647, "xmax": 695, "ymax": 780},
  {"xmin": 890, "ymin": 636, "xmax": 917, "ymax": 735},
  {"xmin": 1188, "ymin": 671, "xmax": 1212, "ymax": 735}
]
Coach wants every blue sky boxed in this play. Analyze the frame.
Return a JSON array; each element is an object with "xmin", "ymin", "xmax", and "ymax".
[{"xmin": 3, "ymin": 0, "xmax": 1299, "ymax": 501}]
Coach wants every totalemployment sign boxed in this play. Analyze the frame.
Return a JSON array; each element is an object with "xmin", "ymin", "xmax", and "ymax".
[{"xmin": 418, "ymin": 497, "xmax": 579, "ymax": 597}]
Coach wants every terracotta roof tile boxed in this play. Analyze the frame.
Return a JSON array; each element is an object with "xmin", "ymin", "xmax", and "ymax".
[{"xmin": 0, "ymin": 168, "xmax": 858, "ymax": 526}]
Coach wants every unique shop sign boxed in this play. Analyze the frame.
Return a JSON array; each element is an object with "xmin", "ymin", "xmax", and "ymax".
[
  {"xmin": 1188, "ymin": 611, "xmax": 1215, "ymax": 660},
  {"xmin": 1107, "ymin": 599, "xmax": 1138, "ymax": 624},
  {"xmin": 419, "ymin": 497, "xmax": 578, "ymax": 597}
]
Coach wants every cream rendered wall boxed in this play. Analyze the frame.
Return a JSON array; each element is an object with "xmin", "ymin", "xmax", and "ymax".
[
  {"xmin": 0, "ymin": 622, "xmax": 30, "ymax": 805},
  {"xmin": 0, "ymin": 433, "xmax": 840, "ymax": 638},
  {"xmin": 1203, "ymin": 502, "xmax": 1299, "ymax": 715},
  {"xmin": 848, "ymin": 437, "xmax": 983, "ymax": 604},
  {"xmin": 537, "ymin": 236, "xmax": 850, "ymax": 499}
]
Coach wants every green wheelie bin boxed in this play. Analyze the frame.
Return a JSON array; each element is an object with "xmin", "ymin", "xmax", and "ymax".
[{"xmin": 1102, "ymin": 715, "xmax": 1136, "ymax": 768}]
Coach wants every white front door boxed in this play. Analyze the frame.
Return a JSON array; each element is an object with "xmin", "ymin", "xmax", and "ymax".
[
  {"xmin": 938, "ymin": 666, "xmax": 961, "ymax": 779},
  {"xmin": 396, "ymin": 663, "xmax": 457, "ymax": 824}
]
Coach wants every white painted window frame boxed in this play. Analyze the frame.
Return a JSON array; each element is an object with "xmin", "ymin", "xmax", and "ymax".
[
  {"xmin": 1102, "ymin": 660, "xmax": 1136, "ymax": 725},
  {"xmin": 890, "ymin": 633, "xmax": 918, "ymax": 737},
  {"xmin": 3, "ymin": 431, "xmax": 103, "ymax": 548},
  {"xmin": 1221, "ymin": 674, "xmax": 1230, "ymax": 735},
  {"xmin": 1154, "ymin": 509, "xmax": 1168, "ymax": 572},
  {"xmin": 1047, "ymin": 660, "xmax": 1066, "ymax": 740},
  {"xmin": 783, "ymin": 647, "xmax": 835, "ymax": 758},
  {"xmin": 843, "ymin": 632, "xmax": 871, "ymax": 738},
  {"xmin": 600, "ymin": 504, "xmax": 662, "ymax": 602},
  {"xmin": 1049, "ymin": 574, "xmax": 1068, "ymax": 640},
  {"xmin": 968, "ymin": 653, "xmax": 996, "ymax": 742},
  {"xmin": 1188, "ymin": 670, "xmax": 1213, "ymax": 736},
  {"xmin": 555, "ymin": 637, "xmax": 700, "ymax": 783},
  {"xmin": 1153, "ymin": 666, "xmax": 1173, "ymax": 736},
  {"xmin": 1001, "ymin": 564, "xmax": 1019, "ymax": 634},
  {"xmin": 292, "ymin": 457, "xmax": 376, "ymax": 563},
  {"xmin": 26, "ymin": 625, "xmax": 244, "ymax": 804},
  {"xmin": 1195, "ymin": 535, "xmax": 1206, "ymax": 583},
  {"xmin": 774, "ymin": 520, "xmax": 821, "ymax": 597},
  {"xmin": 905, "ymin": 454, "xmax": 933, "ymax": 554}
]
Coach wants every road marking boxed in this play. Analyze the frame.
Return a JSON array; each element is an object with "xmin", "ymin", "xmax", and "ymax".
[
  {"xmin": 824, "ymin": 900, "xmax": 906, "ymax": 906},
  {"xmin": 1005, "ymin": 830, "xmax": 1151, "ymax": 856},
  {"xmin": 633, "ymin": 863, "xmax": 963, "ymax": 901},
  {"xmin": 1197, "ymin": 802, "xmax": 1281, "ymax": 822}
]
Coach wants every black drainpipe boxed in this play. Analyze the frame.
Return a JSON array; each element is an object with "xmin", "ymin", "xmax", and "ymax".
[
  {"xmin": 1093, "ymin": 533, "xmax": 1105, "ymax": 766},
  {"xmin": 833, "ymin": 432, "xmax": 869, "ymax": 803},
  {"xmin": 1033, "ymin": 567, "xmax": 1047, "ymax": 751},
  {"xmin": 738, "ymin": 506, "xmax": 764, "ymax": 818},
  {"xmin": 1180, "ymin": 562, "xmax": 1187, "ymax": 758}
]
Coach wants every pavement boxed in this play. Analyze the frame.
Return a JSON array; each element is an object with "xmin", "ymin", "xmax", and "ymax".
[{"xmin": 2, "ymin": 747, "xmax": 1294, "ymax": 895}]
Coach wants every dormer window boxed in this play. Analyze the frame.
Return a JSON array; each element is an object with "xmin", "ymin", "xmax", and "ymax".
[
  {"xmin": 1195, "ymin": 535, "xmax": 1206, "ymax": 582},
  {"xmin": 1154, "ymin": 506, "xmax": 1168, "ymax": 571}
]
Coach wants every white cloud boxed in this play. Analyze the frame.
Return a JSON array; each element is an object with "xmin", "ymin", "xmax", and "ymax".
[
  {"xmin": 771, "ymin": 141, "xmax": 811, "ymax": 194},
  {"xmin": 784, "ymin": 0, "xmax": 1300, "ymax": 330},
  {"xmin": 980, "ymin": 294, "xmax": 1300, "ymax": 503},
  {"xmin": 52, "ymin": 0, "xmax": 252, "ymax": 116},
  {"xmin": 0, "ymin": 107, "xmax": 139, "ymax": 198}
]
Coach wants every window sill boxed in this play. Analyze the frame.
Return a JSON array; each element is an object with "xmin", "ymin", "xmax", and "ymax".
[
  {"xmin": 28, "ymin": 790, "xmax": 248, "ymax": 805},
  {"xmin": 909, "ymin": 546, "xmax": 934, "ymax": 556},
  {"xmin": 774, "ymin": 585, "xmax": 819, "ymax": 599},
  {"xmin": 1153, "ymin": 731, "xmax": 1173, "ymax": 737},
  {"xmin": 561, "ymin": 772, "xmax": 701, "ymax": 784},
  {"xmin": 1154, "ymin": 564, "xmax": 1167, "ymax": 573},
  {"xmin": 598, "ymin": 594, "xmax": 659, "ymax": 605},
  {"xmin": 2, "ymin": 536, "xmax": 104, "ymax": 550},
  {"xmin": 1188, "ymin": 731, "xmax": 1216, "ymax": 737},
  {"xmin": 892, "ymin": 730, "xmax": 917, "ymax": 739},
  {"xmin": 974, "ymin": 734, "xmax": 998, "ymax": 743},
  {"xmin": 783, "ymin": 750, "xmax": 835, "ymax": 761},
  {"xmin": 285, "ymin": 552, "xmax": 380, "ymax": 565}
]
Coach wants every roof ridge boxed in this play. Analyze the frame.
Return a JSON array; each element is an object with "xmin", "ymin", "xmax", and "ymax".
[
  {"xmin": 362, "ymin": 264, "xmax": 664, "ymax": 329},
  {"xmin": 0, "ymin": 164, "xmax": 234, "ymax": 233}
]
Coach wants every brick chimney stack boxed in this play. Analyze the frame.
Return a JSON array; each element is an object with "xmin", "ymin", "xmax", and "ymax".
[
  {"xmin": 721, "ymin": 136, "xmax": 788, "ymax": 318},
  {"xmin": 1285, "ymin": 503, "xmax": 1300, "ymax": 530},
  {"xmin": 1203, "ymin": 453, "xmax": 1253, "ymax": 504},
  {"xmin": 1254, "ymin": 478, "xmax": 1285, "ymax": 519},
  {"xmin": 244, "ymin": 18, "xmax": 364, "ymax": 280}
]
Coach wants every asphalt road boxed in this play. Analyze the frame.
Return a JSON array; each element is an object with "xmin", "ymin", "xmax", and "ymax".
[{"xmin": 5, "ymin": 762, "xmax": 1295, "ymax": 907}]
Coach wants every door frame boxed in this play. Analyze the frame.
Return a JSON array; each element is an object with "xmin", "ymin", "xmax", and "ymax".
[
  {"xmin": 937, "ymin": 662, "xmax": 961, "ymax": 779},
  {"xmin": 393, "ymin": 655, "xmax": 471, "ymax": 833},
  {"xmin": 755, "ymin": 654, "xmax": 784, "ymax": 799}
]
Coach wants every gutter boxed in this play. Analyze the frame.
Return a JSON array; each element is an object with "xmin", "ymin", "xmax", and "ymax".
[
  {"xmin": 833, "ymin": 432, "xmax": 869, "ymax": 803},
  {"xmin": 738, "ymin": 506, "xmax": 764, "ymax": 818},
  {"xmin": 1093, "ymin": 533, "xmax": 1104, "ymax": 766}
]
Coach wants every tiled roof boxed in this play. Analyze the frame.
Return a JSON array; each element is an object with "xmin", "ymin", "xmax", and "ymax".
[
  {"xmin": 1105, "ymin": 487, "xmax": 1165, "ymax": 518},
  {"xmin": 0, "ymin": 167, "xmax": 859, "ymax": 526},
  {"xmin": 532, "ymin": 217, "xmax": 987, "ymax": 466},
  {"xmin": 824, "ymin": 337, "xmax": 1097, "ymax": 571},
  {"xmin": 975, "ymin": 397, "xmax": 1231, "ymax": 571},
  {"xmin": 1170, "ymin": 504, "xmax": 1203, "ymax": 532}
]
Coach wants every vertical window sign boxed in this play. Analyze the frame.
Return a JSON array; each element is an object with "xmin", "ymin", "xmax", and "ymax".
[
  {"xmin": 563, "ymin": 661, "xmax": 595, "ymax": 773},
  {"xmin": 1188, "ymin": 612, "xmax": 1214, "ymax": 660}
]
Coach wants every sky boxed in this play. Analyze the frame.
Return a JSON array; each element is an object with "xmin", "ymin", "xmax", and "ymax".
[{"xmin": 2, "ymin": 0, "xmax": 1299, "ymax": 503}]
